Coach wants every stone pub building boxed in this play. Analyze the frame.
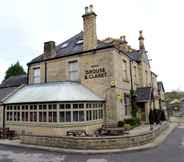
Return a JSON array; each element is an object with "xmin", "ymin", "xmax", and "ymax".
[{"xmin": 3, "ymin": 5, "xmax": 165, "ymax": 136}]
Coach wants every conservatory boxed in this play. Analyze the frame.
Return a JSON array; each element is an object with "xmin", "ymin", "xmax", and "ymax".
[{"xmin": 3, "ymin": 81, "xmax": 105, "ymax": 136}]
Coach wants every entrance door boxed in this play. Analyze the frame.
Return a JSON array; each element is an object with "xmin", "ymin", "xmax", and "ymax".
[{"xmin": 137, "ymin": 103, "xmax": 146, "ymax": 122}]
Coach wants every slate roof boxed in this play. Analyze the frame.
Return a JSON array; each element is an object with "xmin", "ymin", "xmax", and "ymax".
[
  {"xmin": 128, "ymin": 51, "xmax": 142, "ymax": 62},
  {"xmin": 29, "ymin": 32, "xmax": 113, "ymax": 64},
  {"xmin": 4, "ymin": 81, "xmax": 105, "ymax": 104},
  {"xmin": 28, "ymin": 31, "xmax": 151, "ymax": 66},
  {"xmin": 0, "ymin": 75, "xmax": 27, "ymax": 88},
  {"xmin": 0, "ymin": 75, "xmax": 27, "ymax": 103},
  {"xmin": 128, "ymin": 50, "xmax": 150, "ymax": 64},
  {"xmin": 136, "ymin": 87, "xmax": 152, "ymax": 102},
  {"xmin": 0, "ymin": 87, "xmax": 18, "ymax": 102}
]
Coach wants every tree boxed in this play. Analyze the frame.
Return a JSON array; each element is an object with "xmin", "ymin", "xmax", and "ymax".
[
  {"xmin": 165, "ymin": 91, "xmax": 184, "ymax": 104},
  {"xmin": 4, "ymin": 62, "xmax": 26, "ymax": 80}
]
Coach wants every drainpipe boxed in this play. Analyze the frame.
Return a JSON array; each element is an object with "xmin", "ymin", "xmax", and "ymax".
[
  {"xmin": 2, "ymin": 104, "xmax": 5, "ymax": 129},
  {"xmin": 45, "ymin": 61, "xmax": 47, "ymax": 83},
  {"xmin": 129, "ymin": 60, "xmax": 136, "ymax": 117},
  {"xmin": 27, "ymin": 66, "xmax": 30, "ymax": 84},
  {"xmin": 150, "ymin": 74, "xmax": 155, "ymax": 110},
  {"xmin": 129, "ymin": 60, "xmax": 133, "ymax": 91}
]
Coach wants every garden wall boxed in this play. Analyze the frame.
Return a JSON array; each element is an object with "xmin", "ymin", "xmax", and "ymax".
[{"xmin": 20, "ymin": 122, "xmax": 169, "ymax": 150}]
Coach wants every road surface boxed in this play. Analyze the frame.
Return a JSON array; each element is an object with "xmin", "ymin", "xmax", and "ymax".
[{"xmin": 0, "ymin": 126, "xmax": 183, "ymax": 162}]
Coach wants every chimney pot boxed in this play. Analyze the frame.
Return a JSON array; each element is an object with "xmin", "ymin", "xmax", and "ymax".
[
  {"xmin": 120, "ymin": 35, "xmax": 127, "ymax": 44},
  {"xmin": 139, "ymin": 30, "xmax": 144, "ymax": 40},
  {"xmin": 89, "ymin": 5, "xmax": 93, "ymax": 13},
  {"xmin": 138, "ymin": 30, "xmax": 145, "ymax": 50},
  {"xmin": 85, "ymin": 6, "xmax": 88, "ymax": 14}
]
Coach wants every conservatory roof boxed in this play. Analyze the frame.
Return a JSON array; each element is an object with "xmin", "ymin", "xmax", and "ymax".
[{"xmin": 4, "ymin": 81, "xmax": 104, "ymax": 104}]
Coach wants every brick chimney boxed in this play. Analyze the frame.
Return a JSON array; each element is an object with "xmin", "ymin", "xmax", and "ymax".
[
  {"xmin": 82, "ymin": 5, "xmax": 97, "ymax": 51},
  {"xmin": 138, "ymin": 30, "xmax": 145, "ymax": 50},
  {"xmin": 44, "ymin": 41, "xmax": 56, "ymax": 58}
]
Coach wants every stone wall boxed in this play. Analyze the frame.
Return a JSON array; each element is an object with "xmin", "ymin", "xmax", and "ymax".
[
  {"xmin": 21, "ymin": 122, "xmax": 169, "ymax": 150},
  {"xmin": 6, "ymin": 120, "xmax": 103, "ymax": 136}
]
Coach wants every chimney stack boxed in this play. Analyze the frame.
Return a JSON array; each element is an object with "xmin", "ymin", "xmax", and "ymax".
[
  {"xmin": 82, "ymin": 5, "xmax": 97, "ymax": 51},
  {"xmin": 138, "ymin": 30, "xmax": 145, "ymax": 50},
  {"xmin": 120, "ymin": 35, "xmax": 128, "ymax": 44},
  {"xmin": 44, "ymin": 41, "xmax": 56, "ymax": 58}
]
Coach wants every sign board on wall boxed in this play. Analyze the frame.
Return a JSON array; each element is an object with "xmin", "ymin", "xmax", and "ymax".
[{"xmin": 84, "ymin": 65, "xmax": 107, "ymax": 80}]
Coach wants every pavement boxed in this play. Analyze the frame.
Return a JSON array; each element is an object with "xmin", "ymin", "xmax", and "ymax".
[{"xmin": 0, "ymin": 122, "xmax": 177, "ymax": 154}]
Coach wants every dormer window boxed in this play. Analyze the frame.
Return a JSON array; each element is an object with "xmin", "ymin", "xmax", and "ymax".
[
  {"xmin": 60, "ymin": 43, "xmax": 68, "ymax": 48},
  {"xmin": 76, "ymin": 39, "xmax": 83, "ymax": 45}
]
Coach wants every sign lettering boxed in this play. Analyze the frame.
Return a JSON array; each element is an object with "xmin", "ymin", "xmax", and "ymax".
[{"xmin": 84, "ymin": 66, "xmax": 107, "ymax": 80}]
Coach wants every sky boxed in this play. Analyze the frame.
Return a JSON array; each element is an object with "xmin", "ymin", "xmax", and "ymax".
[{"xmin": 0, "ymin": 0, "xmax": 183, "ymax": 91}]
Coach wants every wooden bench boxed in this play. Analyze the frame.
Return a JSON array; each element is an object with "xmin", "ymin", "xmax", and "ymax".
[
  {"xmin": 66, "ymin": 130, "xmax": 88, "ymax": 137},
  {"xmin": 95, "ymin": 122, "xmax": 129, "ymax": 136}
]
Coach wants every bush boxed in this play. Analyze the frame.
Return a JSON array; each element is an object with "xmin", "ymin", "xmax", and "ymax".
[
  {"xmin": 117, "ymin": 121, "xmax": 125, "ymax": 127},
  {"xmin": 124, "ymin": 118, "xmax": 140, "ymax": 127}
]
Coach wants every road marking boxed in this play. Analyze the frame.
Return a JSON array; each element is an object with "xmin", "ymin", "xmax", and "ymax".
[
  {"xmin": 180, "ymin": 137, "xmax": 184, "ymax": 149},
  {"xmin": 87, "ymin": 159, "xmax": 107, "ymax": 162},
  {"xmin": 0, "ymin": 150, "xmax": 66, "ymax": 162}
]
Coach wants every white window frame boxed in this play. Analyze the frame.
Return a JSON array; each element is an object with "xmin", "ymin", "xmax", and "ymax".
[
  {"xmin": 123, "ymin": 60, "xmax": 128, "ymax": 81},
  {"xmin": 33, "ymin": 67, "xmax": 41, "ymax": 83},
  {"xmin": 124, "ymin": 93, "xmax": 130, "ymax": 116},
  {"xmin": 5, "ymin": 102, "xmax": 104, "ymax": 123},
  {"xmin": 68, "ymin": 60, "xmax": 79, "ymax": 81}
]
